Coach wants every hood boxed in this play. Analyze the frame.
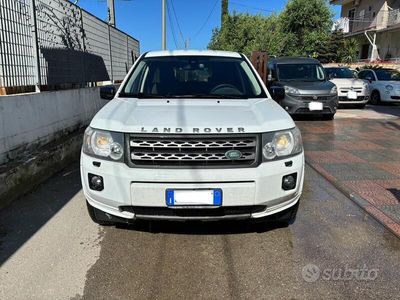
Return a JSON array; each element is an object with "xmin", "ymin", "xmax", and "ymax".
[
  {"xmin": 280, "ymin": 80, "xmax": 335, "ymax": 95},
  {"xmin": 90, "ymin": 98, "xmax": 295, "ymax": 134},
  {"xmin": 329, "ymin": 78, "xmax": 366, "ymax": 88}
]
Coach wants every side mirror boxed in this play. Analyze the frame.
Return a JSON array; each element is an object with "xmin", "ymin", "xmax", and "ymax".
[
  {"xmin": 365, "ymin": 76, "xmax": 373, "ymax": 83},
  {"xmin": 328, "ymin": 73, "xmax": 334, "ymax": 80},
  {"xmin": 100, "ymin": 85, "xmax": 116, "ymax": 100},
  {"xmin": 270, "ymin": 86, "xmax": 285, "ymax": 101}
]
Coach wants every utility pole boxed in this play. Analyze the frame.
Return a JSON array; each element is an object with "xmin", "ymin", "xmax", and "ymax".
[
  {"xmin": 162, "ymin": 0, "xmax": 166, "ymax": 50},
  {"xmin": 221, "ymin": 0, "xmax": 228, "ymax": 25},
  {"xmin": 29, "ymin": 0, "xmax": 41, "ymax": 92},
  {"xmin": 108, "ymin": 0, "xmax": 116, "ymax": 27}
]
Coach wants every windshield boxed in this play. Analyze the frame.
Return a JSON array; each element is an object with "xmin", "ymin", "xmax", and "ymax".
[
  {"xmin": 325, "ymin": 68, "xmax": 354, "ymax": 79},
  {"xmin": 375, "ymin": 69, "xmax": 400, "ymax": 81},
  {"xmin": 277, "ymin": 63, "xmax": 326, "ymax": 82},
  {"xmin": 121, "ymin": 56, "xmax": 266, "ymax": 99}
]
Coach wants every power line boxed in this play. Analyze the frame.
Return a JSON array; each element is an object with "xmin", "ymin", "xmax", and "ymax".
[
  {"xmin": 166, "ymin": 0, "xmax": 179, "ymax": 48},
  {"xmin": 169, "ymin": 0, "xmax": 185, "ymax": 47},
  {"xmin": 192, "ymin": 0, "xmax": 219, "ymax": 38},
  {"xmin": 229, "ymin": 1, "xmax": 275, "ymax": 13}
]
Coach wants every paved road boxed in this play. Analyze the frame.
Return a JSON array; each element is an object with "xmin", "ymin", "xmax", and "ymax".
[
  {"xmin": 1, "ymin": 105, "xmax": 400, "ymax": 300},
  {"xmin": 297, "ymin": 104, "xmax": 400, "ymax": 237},
  {"xmin": 1, "ymin": 162, "xmax": 400, "ymax": 300}
]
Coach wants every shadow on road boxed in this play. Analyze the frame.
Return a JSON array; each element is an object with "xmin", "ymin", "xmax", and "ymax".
[{"xmin": 0, "ymin": 162, "xmax": 81, "ymax": 266}]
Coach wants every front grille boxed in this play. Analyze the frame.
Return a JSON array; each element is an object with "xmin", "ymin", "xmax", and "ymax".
[
  {"xmin": 128, "ymin": 134, "xmax": 259, "ymax": 168},
  {"xmin": 340, "ymin": 88, "xmax": 363, "ymax": 93},
  {"xmin": 295, "ymin": 108, "xmax": 333, "ymax": 114},
  {"xmin": 339, "ymin": 96, "xmax": 368, "ymax": 101},
  {"xmin": 292, "ymin": 95, "xmax": 336, "ymax": 102}
]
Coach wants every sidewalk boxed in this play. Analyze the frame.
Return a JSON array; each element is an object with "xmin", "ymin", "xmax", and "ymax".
[{"xmin": 297, "ymin": 107, "xmax": 400, "ymax": 237}]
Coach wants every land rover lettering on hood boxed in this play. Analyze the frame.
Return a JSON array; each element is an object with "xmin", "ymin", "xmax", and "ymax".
[{"xmin": 81, "ymin": 50, "xmax": 305, "ymax": 226}]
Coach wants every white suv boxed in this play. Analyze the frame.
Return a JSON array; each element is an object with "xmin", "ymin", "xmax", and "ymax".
[
  {"xmin": 80, "ymin": 50, "xmax": 304, "ymax": 226},
  {"xmin": 358, "ymin": 68, "xmax": 400, "ymax": 105},
  {"xmin": 325, "ymin": 67, "xmax": 369, "ymax": 108}
]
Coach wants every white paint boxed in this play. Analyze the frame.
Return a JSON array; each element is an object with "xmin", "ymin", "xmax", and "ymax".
[{"xmin": 0, "ymin": 87, "xmax": 105, "ymax": 164}]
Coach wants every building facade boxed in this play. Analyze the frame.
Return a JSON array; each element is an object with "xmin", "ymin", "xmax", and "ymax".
[{"xmin": 331, "ymin": 0, "xmax": 400, "ymax": 61}]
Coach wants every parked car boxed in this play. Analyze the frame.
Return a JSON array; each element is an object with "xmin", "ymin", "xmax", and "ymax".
[
  {"xmin": 267, "ymin": 57, "xmax": 338, "ymax": 120},
  {"xmin": 358, "ymin": 68, "xmax": 400, "ymax": 105},
  {"xmin": 81, "ymin": 50, "xmax": 304, "ymax": 226},
  {"xmin": 325, "ymin": 67, "xmax": 370, "ymax": 108}
]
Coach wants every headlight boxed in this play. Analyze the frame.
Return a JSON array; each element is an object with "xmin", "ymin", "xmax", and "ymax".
[
  {"xmin": 83, "ymin": 127, "xmax": 124, "ymax": 161},
  {"xmin": 386, "ymin": 85, "xmax": 394, "ymax": 91},
  {"xmin": 363, "ymin": 82, "xmax": 369, "ymax": 91},
  {"xmin": 330, "ymin": 86, "xmax": 338, "ymax": 95},
  {"xmin": 262, "ymin": 127, "xmax": 303, "ymax": 161},
  {"xmin": 284, "ymin": 86, "xmax": 300, "ymax": 95}
]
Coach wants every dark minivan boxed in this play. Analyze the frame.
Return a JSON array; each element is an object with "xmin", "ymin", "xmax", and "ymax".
[{"xmin": 267, "ymin": 57, "xmax": 338, "ymax": 119}]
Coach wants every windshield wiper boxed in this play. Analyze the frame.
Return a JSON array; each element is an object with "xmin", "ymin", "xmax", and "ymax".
[{"xmin": 119, "ymin": 92, "xmax": 165, "ymax": 98}]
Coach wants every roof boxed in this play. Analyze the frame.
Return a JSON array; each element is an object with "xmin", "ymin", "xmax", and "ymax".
[
  {"xmin": 324, "ymin": 66, "xmax": 351, "ymax": 69},
  {"xmin": 270, "ymin": 57, "xmax": 320, "ymax": 64},
  {"xmin": 144, "ymin": 50, "xmax": 242, "ymax": 58},
  {"xmin": 362, "ymin": 68, "xmax": 397, "ymax": 71}
]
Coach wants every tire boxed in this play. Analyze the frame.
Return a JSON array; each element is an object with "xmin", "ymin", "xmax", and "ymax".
[
  {"xmin": 356, "ymin": 104, "xmax": 366, "ymax": 109},
  {"xmin": 276, "ymin": 201, "xmax": 300, "ymax": 225},
  {"xmin": 323, "ymin": 114, "xmax": 334, "ymax": 120},
  {"xmin": 86, "ymin": 201, "xmax": 115, "ymax": 226},
  {"xmin": 255, "ymin": 201, "xmax": 300, "ymax": 229},
  {"xmin": 370, "ymin": 90, "xmax": 381, "ymax": 105}
]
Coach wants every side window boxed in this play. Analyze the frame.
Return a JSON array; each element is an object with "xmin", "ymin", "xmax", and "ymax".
[
  {"xmin": 367, "ymin": 71, "xmax": 375, "ymax": 81},
  {"xmin": 358, "ymin": 71, "xmax": 368, "ymax": 80}
]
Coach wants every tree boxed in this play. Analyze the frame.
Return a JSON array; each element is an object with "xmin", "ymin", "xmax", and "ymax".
[
  {"xmin": 340, "ymin": 38, "xmax": 359, "ymax": 63},
  {"xmin": 318, "ymin": 30, "xmax": 346, "ymax": 63},
  {"xmin": 279, "ymin": 0, "xmax": 333, "ymax": 56},
  {"xmin": 208, "ymin": 0, "xmax": 334, "ymax": 58},
  {"xmin": 208, "ymin": 13, "xmax": 286, "ymax": 57}
]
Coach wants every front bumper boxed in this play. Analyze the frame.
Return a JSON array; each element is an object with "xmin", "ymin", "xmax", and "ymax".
[
  {"xmin": 280, "ymin": 94, "xmax": 338, "ymax": 115},
  {"xmin": 338, "ymin": 95, "xmax": 369, "ymax": 105},
  {"xmin": 80, "ymin": 152, "xmax": 305, "ymax": 221}
]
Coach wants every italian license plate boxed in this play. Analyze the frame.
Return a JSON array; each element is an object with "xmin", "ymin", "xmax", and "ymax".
[
  {"xmin": 308, "ymin": 102, "xmax": 323, "ymax": 111},
  {"xmin": 166, "ymin": 189, "xmax": 222, "ymax": 206},
  {"xmin": 347, "ymin": 91, "xmax": 358, "ymax": 99}
]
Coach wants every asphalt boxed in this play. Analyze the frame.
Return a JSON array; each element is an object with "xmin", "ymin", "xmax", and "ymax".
[{"xmin": 1, "ymin": 161, "xmax": 400, "ymax": 300}]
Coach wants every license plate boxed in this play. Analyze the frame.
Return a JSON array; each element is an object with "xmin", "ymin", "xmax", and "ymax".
[
  {"xmin": 309, "ymin": 102, "xmax": 323, "ymax": 111},
  {"xmin": 166, "ymin": 189, "xmax": 222, "ymax": 206},
  {"xmin": 347, "ymin": 91, "xmax": 358, "ymax": 99}
]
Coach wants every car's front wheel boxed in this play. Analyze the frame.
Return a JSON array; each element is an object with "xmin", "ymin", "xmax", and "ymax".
[
  {"xmin": 323, "ymin": 114, "xmax": 335, "ymax": 120},
  {"xmin": 356, "ymin": 103, "xmax": 366, "ymax": 109},
  {"xmin": 370, "ymin": 90, "xmax": 381, "ymax": 105},
  {"xmin": 276, "ymin": 201, "xmax": 299, "ymax": 225},
  {"xmin": 86, "ymin": 201, "xmax": 115, "ymax": 226}
]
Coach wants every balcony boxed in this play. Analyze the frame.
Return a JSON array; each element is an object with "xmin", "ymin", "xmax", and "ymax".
[{"xmin": 334, "ymin": 11, "xmax": 389, "ymax": 35}]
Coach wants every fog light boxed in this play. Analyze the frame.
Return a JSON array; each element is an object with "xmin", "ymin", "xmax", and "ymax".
[
  {"xmin": 89, "ymin": 173, "xmax": 104, "ymax": 191},
  {"xmin": 282, "ymin": 173, "xmax": 297, "ymax": 191}
]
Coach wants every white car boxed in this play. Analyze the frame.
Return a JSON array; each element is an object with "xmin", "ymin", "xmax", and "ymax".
[
  {"xmin": 358, "ymin": 68, "xmax": 400, "ymax": 104},
  {"xmin": 325, "ymin": 67, "xmax": 369, "ymax": 108},
  {"xmin": 80, "ymin": 50, "xmax": 304, "ymax": 226}
]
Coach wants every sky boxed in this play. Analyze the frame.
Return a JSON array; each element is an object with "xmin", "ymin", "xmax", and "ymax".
[{"xmin": 73, "ymin": 0, "xmax": 341, "ymax": 53}]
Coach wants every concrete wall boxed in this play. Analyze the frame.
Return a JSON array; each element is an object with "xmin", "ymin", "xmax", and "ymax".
[{"xmin": 0, "ymin": 87, "xmax": 104, "ymax": 164}]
